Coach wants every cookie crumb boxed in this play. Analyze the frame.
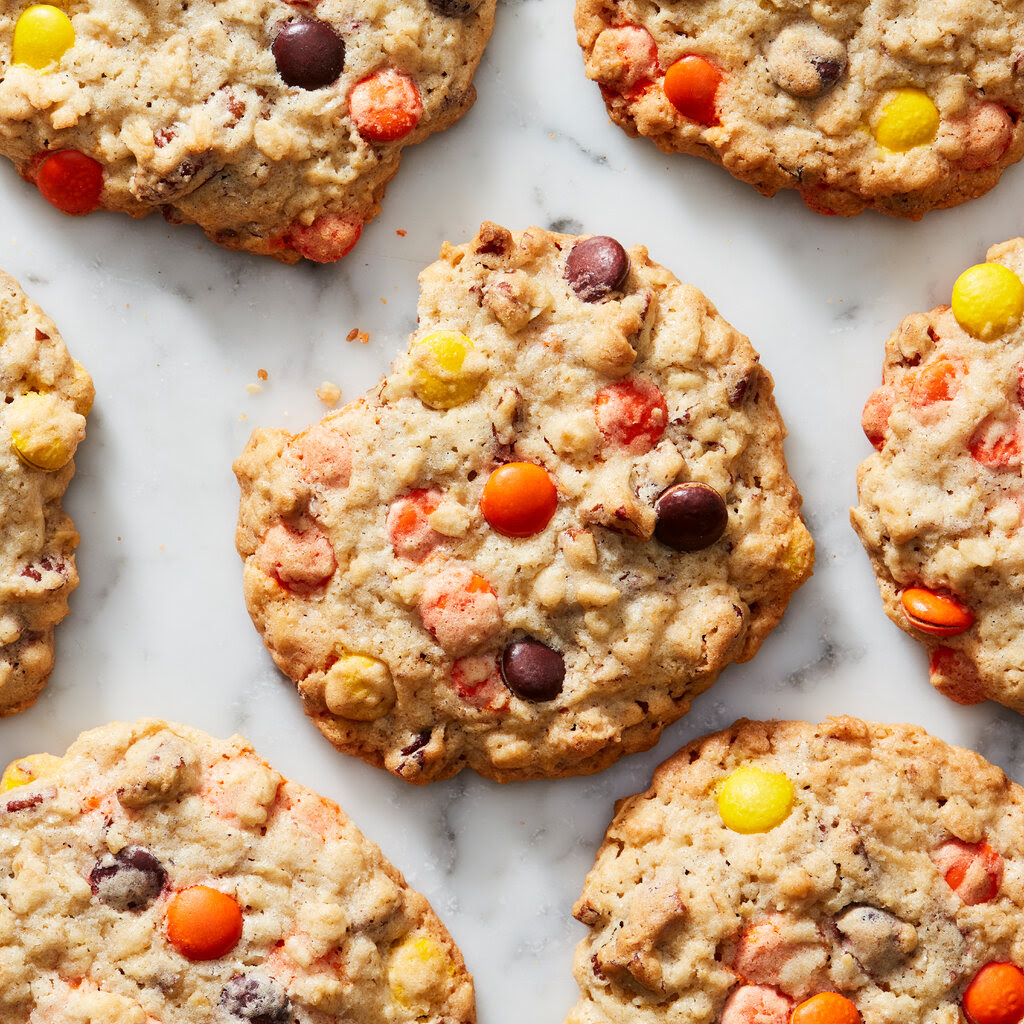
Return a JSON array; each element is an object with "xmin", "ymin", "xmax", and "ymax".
[
  {"xmin": 245, "ymin": 383, "xmax": 262, "ymax": 395},
  {"xmin": 257, "ymin": 369, "xmax": 268, "ymax": 381},
  {"xmin": 316, "ymin": 381, "xmax": 342, "ymax": 407},
  {"xmin": 396, "ymin": 229, "xmax": 407, "ymax": 237},
  {"xmin": 346, "ymin": 329, "xmax": 370, "ymax": 344}
]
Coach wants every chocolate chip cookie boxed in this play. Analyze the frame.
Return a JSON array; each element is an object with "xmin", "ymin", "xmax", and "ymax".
[
  {"xmin": 568, "ymin": 717, "xmax": 1024, "ymax": 1024},
  {"xmin": 575, "ymin": 0, "xmax": 1024, "ymax": 218},
  {"xmin": 0, "ymin": 0, "xmax": 495, "ymax": 261},
  {"xmin": 0, "ymin": 719, "xmax": 476, "ymax": 1023},
  {"xmin": 852, "ymin": 239, "xmax": 1024, "ymax": 712},
  {"xmin": 234, "ymin": 222, "xmax": 814, "ymax": 784},
  {"xmin": 0, "ymin": 270, "xmax": 92, "ymax": 716}
]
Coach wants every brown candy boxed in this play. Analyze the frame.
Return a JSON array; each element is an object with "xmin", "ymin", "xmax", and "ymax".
[
  {"xmin": 90, "ymin": 846, "xmax": 167, "ymax": 912},
  {"xmin": 272, "ymin": 19, "xmax": 345, "ymax": 90},
  {"xmin": 427, "ymin": 0, "xmax": 483, "ymax": 14},
  {"xmin": 767, "ymin": 24, "xmax": 846, "ymax": 99},
  {"xmin": 654, "ymin": 482, "xmax": 728, "ymax": 551},
  {"xmin": 501, "ymin": 638, "xmax": 565, "ymax": 701},
  {"xmin": 565, "ymin": 236, "xmax": 630, "ymax": 302}
]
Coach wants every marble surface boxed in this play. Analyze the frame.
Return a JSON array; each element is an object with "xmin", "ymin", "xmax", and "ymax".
[{"xmin": 3, "ymin": 0, "xmax": 1024, "ymax": 1019}]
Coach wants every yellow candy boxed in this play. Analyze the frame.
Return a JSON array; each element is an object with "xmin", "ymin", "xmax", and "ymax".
[
  {"xmin": 8, "ymin": 390, "xmax": 84, "ymax": 471},
  {"xmin": 952, "ymin": 263, "xmax": 1024, "ymax": 339},
  {"xmin": 323, "ymin": 653, "xmax": 396, "ymax": 721},
  {"xmin": 410, "ymin": 331, "xmax": 483, "ymax": 409},
  {"xmin": 12, "ymin": 5, "xmax": 75, "ymax": 71},
  {"xmin": 389, "ymin": 934, "xmax": 452, "ymax": 1011},
  {"xmin": 873, "ymin": 88, "xmax": 939, "ymax": 152},
  {"xmin": 1, "ymin": 752, "xmax": 62, "ymax": 792},
  {"xmin": 717, "ymin": 764, "xmax": 794, "ymax": 833}
]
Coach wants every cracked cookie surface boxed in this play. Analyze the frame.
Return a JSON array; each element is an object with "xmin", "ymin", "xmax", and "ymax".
[
  {"xmin": 852, "ymin": 238, "xmax": 1024, "ymax": 713},
  {"xmin": 234, "ymin": 222, "xmax": 813, "ymax": 784},
  {"xmin": 0, "ymin": 270, "xmax": 91, "ymax": 716},
  {"xmin": 567, "ymin": 717, "xmax": 1024, "ymax": 1024},
  {"xmin": 575, "ymin": 0, "xmax": 1024, "ymax": 218},
  {"xmin": 0, "ymin": 718, "xmax": 475, "ymax": 1024},
  {"xmin": 0, "ymin": 0, "xmax": 494, "ymax": 262}
]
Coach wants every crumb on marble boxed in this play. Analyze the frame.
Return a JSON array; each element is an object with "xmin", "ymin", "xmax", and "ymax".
[
  {"xmin": 316, "ymin": 381, "xmax": 342, "ymax": 407},
  {"xmin": 346, "ymin": 328, "xmax": 370, "ymax": 344},
  {"xmin": 245, "ymin": 383, "xmax": 262, "ymax": 395},
  {"xmin": 396, "ymin": 229, "xmax": 407, "ymax": 237},
  {"xmin": 257, "ymin": 368, "xmax": 269, "ymax": 381}
]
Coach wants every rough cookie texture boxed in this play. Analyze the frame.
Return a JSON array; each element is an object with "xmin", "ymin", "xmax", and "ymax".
[
  {"xmin": 234, "ymin": 223, "xmax": 814, "ymax": 784},
  {"xmin": 0, "ymin": 270, "xmax": 92, "ymax": 716},
  {"xmin": 852, "ymin": 238, "xmax": 1024, "ymax": 713},
  {"xmin": 567, "ymin": 718, "xmax": 1024, "ymax": 1024},
  {"xmin": 0, "ymin": 0, "xmax": 495, "ymax": 262},
  {"xmin": 0, "ymin": 719, "xmax": 476, "ymax": 1023},
  {"xmin": 575, "ymin": 0, "xmax": 1024, "ymax": 218}
]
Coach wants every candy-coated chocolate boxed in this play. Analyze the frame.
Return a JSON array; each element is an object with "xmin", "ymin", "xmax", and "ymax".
[
  {"xmin": 717, "ymin": 764, "xmax": 794, "ymax": 833},
  {"xmin": 12, "ymin": 4, "xmax": 74, "ymax": 69},
  {"xmin": 0, "ymin": 752, "xmax": 62, "ymax": 791},
  {"xmin": 873, "ymin": 88, "xmax": 939, "ymax": 151},
  {"xmin": 595, "ymin": 377, "xmax": 667, "ymax": 454},
  {"xmin": 219, "ymin": 974, "xmax": 292, "ymax": 1024},
  {"xmin": 963, "ymin": 963, "xmax": 1024, "ymax": 1024},
  {"xmin": 500, "ymin": 638, "xmax": 565, "ymax": 702},
  {"xmin": 90, "ymin": 847, "xmax": 167, "ymax": 911},
  {"xmin": 663, "ymin": 54, "xmax": 721, "ymax": 126},
  {"xmin": 165, "ymin": 886, "xmax": 243, "ymax": 961},
  {"xmin": 565, "ymin": 235, "xmax": 630, "ymax": 302},
  {"xmin": 900, "ymin": 586, "xmax": 974, "ymax": 636},
  {"xmin": 323, "ymin": 653, "xmax": 396, "ymax": 721},
  {"xmin": 654, "ymin": 482, "xmax": 728, "ymax": 551},
  {"xmin": 349, "ymin": 68, "xmax": 422, "ymax": 142},
  {"xmin": 481, "ymin": 462, "xmax": 558, "ymax": 537},
  {"xmin": 427, "ymin": 0, "xmax": 482, "ymax": 14},
  {"xmin": 952, "ymin": 263, "xmax": 1024, "ymax": 339},
  {"xmin": 34, "ymin": 149, "xmax": 103, "ymax": 215},
  {"xmin": 272, "ymin": 19, "xmax": 344, "ymax": 90},
  {"xmin": 791, "ymin": 992, "xmax": 862, "ymax": 1024},
  {"xmin": 410, "ymin": 331, "xmax": 482, "ymax": 409}
]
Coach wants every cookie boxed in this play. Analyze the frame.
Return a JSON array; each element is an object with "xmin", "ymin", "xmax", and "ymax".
[
  {"xmin": 574, "ymin": 0, "xmax": 1024, "ymax": 218},
  {"xmin": 0, "ymin": 271, "xmax": 92, "ymax": 716},
  {"xmin": 0, "ymin": 718, "xmax": 476, "ymax": 1023},
  {"xmin": 0, "ymin": 0, "xmax": 495, "ymax": 263},
  {"xmin": 234, "ymin": 222, "xmax": 814, "ymax": 784},
  {"xmin": 852, "ymin": 239, "xmax": 1024, "ymax": 712},
  {"xmin": 567, "ymin": 717, "xmax": 1024, "ymax": 1024}
]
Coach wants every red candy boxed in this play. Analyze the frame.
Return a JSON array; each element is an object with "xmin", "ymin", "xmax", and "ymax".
[
  {"xmin": 285, "ymin": 213, "xmax": 362, "ymax": 262},
  {"xmin": 386, "ymin": 489, "xmax": 443, "ymax": 562},
  {"xmin": 970, "ymin": 416, "xmax": 1023, "ymax": 469},
  {"xmin": 934, "ymin": 838, "xmax": 1003, "ymax": 904},
  {"xmin": 34, "ymin": 150, "xmax": 103, "ymax": 215},
  {"xmin": 349, "ymin": 69, "xmax": 422, "ymax": 142},
  {"xmin": 595, "ymin": 377, "xmax": 668, "ymax": 454},
  {"xmin": 663, "ymin": 54, "xmax": 722, "ymax": 126},
  {"xmin": 450, "ymin": 655, "xmax": 509, "ymax": 711}
]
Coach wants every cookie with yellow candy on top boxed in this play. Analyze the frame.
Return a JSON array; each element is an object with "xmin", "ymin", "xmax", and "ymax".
[
  {"xmin": 575, "ymin": 0, "xmax": 1024, "ymax": 218},
  {"xmin": 234, "ymin": 222, "xmax": 813, "ymax": 784},
  {"xmin": 852, "ymin": 239, "xmax": 1024, "ymax": 714},
  {"xmin": 0, "ymin": 269, "xmax": 92, "ymax": 716},
  {"xmin": 567, "ymin": 718, "xmax": 1024, "ymax": 1024},
  {"xmin": 0, "ymin": 719, "xmax": 475, "ymax": 1024}
]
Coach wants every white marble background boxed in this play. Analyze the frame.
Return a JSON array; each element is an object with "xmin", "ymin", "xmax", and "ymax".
[{"xmin": 2, "ymin": 0, "xmax": 1024, "ymax": 1019}]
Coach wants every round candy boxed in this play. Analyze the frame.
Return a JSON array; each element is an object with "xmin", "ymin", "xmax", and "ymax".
[
  {"xmin": 481, "ymin": 462, "xmax": 558, "ymax": 537},
  {"xmin": 90, "ymin": 847, "xmax": 167, "ymax": 912},
  {"xmin": 900, "ymin": 586, "xmax": 974, "ymax": 636},
  {"xmin": 500, "ymin": 638, "xmax": 565, "ymax": 702},
  {"xmin": 663, "ymin": 54, "xmax": 722, "ymax": 126},
  {"xmin": 12, "ymin": 4, "xmax": 75, "ymax": 70},
  {"xmin": 410, "ymin": 331, "xmax": 481, "ymax": 409},
  {"xmin": 595, "ymin": 377, "xmax": 668, "ymax": 454},
  {"xmin": 272, "ymin": 18, "xmax": 344, "ymax": 90},
  {"xmin": 766, "ymin": 24, "xmax": 845, "ymax": 99},
  {"xmin": 654, "ymin": 482, "xmax": 728, "ymax": 551},
  {"xmin": 873, "ymin": 88, "xmax": 939, "ymax": 152},
  {"xmin": 165, "ymin": 885, "xmax": 243, "ymax": 961},
  {"xmin": 717, "ymin": 763, "xmax": 794, "ymax": 833},
  {"xmin": 952, "ymin": 263, "xmax": 1024, "ymax": 339},
  {"xmin": 219, "ymin": 974, "xmax": 292, "ymax": 1024},
  {"xmin": 8, "ymin": 390, "xmax": 82, "ymax": 471},
  {"xmin": 791, "ymin": 992, "xmax": 862, "ymax": 1024},
  {"xmin": 0, "ymin": 752, "xmax": 62, "ymax": 791},
  {"xmin": 34, "ymin": 149, "xmax": 102, "ymax": 215},
  {"xmin": 565, "ymin": 236, "xmax": 631, "ymax": 302},
  {"xmin": 963, "ymin": 963, "xmax": 1024, "ymax": 1024},
  {"xmin": 349, "ymin": 68, "xmax": 423, "ymax": 143},
  {"xmin": 426, "ymin": 0, "xmax": 483, "ymax": 14},
  {"xmin": 323, "ymin": 653, "xmax": 396, "ymax": 721}
]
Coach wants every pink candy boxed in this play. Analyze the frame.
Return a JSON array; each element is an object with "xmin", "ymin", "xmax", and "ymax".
[
  {"xmin": 287, "ymin": 419, "xmax": 352, "ymax": 488},
  {"xmin": 256, "ymin": 522, "xmax": 336, "ymax": 594},
  {"xmin": 387, "ymin": 489, "xmax": 444, "ymax": 562},
  {"xmin": 722, "ymin": 986, "xmax": 793, "ymax": 1024},
  {"xmin": 417, "ymin": 566, "xmax": 501, "ymax": 656},
  {"xmin": 933, "ymin": 838, "xmax": 1003, "ymax": 904}
]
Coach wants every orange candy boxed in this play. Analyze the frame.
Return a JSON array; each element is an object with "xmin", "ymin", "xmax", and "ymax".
[
  {"xmin": 663, "ymin": 54, "xmax": 722, "ymax": 126},
  {"xmin": 908, "ymin": 357, "xmax": 961, "ymax": 408},
  {"xmin": 963, "ymin": 962, "xmax": 1024, "ymax": 1024},
  {"xmin": 165, "ymin": 885, "xmax": 243, "ymax": 960},
  {"xmin": 35, "ymin": 149, "xmax": 102, "ymax": 215},
  {"xmin": 790, "ymin": 992, "xmax": 862, "ymax": 1024},
  {"xmin": 481, "ymin": 462, "xmax": 557, "ymax": 538},
  {"xmin": 900, "ymin": 586, "xmax": 974, "ymax": 636},
  {"xmin": 349, "ymin": 68, "xmax": 422, "ymax": 142}
]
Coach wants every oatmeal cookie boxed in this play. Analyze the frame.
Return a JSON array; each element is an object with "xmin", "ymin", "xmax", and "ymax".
[
  {"xmin": 0, "ymin": 719, "xmax": 476, "ymax": 1024},
  {"xmin": 568, "ymin": 717, "xmax": 1024, "ymax": 1024},
  {"xmin": 575, "ymin": 0, "xmax": 1024, "ymax": 218},
  {"xmin": 234, "ymin": 222, "xmax": 814, "ymax": 783},
  {"xmin": 0, "ymin": 0, "xmax": 495, "ymax": 262},
  {"xmin": 0, "ymin": 270, "xmax": 92, "ymax": 716},
  {"xmin": 852, "ymin": 238, "xmax": 1024, "ymax": 712}
]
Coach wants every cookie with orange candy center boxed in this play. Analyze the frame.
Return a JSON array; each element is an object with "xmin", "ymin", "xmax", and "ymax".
[
  {"xmin": 234, "ymin": 222, "xmax": 813, "ymax": 783},
  {"xmin": 567, "ymin": 718, "xmax": 1024, "ymax": 1024},
  {"xmin": 0, "ymin": 719, "xmax": 475, "ymax": 1023},
  {"xmin": 574, "ymin": 1, "xmax": 1024, "ymax": 219},
  {"xmin": 0, "ymin": 0, "xmax": 494, "ymax": 261},
  {"xmin": 852, "ymin": 239, "xmax": 1024, "ymax": 714},
  {"xmin": 0, "ymin": 270, "xmax": 93, "ymax": 717}
]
